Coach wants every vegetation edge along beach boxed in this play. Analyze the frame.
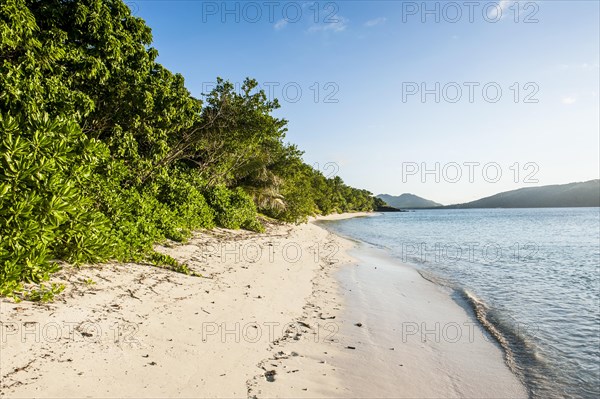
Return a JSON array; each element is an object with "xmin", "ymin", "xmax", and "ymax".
[{"xmin": 0, "ymin": 0, "xmax": 394, "ymax": 301}]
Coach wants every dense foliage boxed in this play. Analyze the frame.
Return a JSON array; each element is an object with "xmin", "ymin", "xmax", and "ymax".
[{"xmin": 0, "ymin": 0, "xmax": 378, "ymax": 298}]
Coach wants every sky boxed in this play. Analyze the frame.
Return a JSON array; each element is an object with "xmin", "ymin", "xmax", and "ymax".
[{"xmin": 130, "ymin": 0, "xmax": 599, "ymax": 205}]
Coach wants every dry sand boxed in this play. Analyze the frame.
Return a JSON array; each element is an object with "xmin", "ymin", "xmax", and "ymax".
[{"xmin": 0, "ymin": 212, "xmax": 526, "ymax": 398}]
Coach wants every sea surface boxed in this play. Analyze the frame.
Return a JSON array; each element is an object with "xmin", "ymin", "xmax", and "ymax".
[{"xmin": 321, "ymin": 208, "xmax": 600, "ymax": 399}]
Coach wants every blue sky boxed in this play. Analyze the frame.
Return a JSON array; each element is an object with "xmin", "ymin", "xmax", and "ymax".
[{"xmin": 131, "ymin": 0, "xmax": 599, "ymax": 204}]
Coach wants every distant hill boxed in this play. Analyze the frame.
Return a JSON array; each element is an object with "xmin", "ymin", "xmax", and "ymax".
[
  {"xmin": 445, "ymin": 180, "xmax": 600, "ymax": 209},
  {"xmin": 377, "ymin": 193, "xmax": 442, "ymax": 209}
]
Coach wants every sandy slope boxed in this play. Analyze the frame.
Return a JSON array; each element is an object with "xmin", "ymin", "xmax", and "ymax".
[{"xmin": 0, "ymin": 212, "xmax": 525, "ymax": 398}]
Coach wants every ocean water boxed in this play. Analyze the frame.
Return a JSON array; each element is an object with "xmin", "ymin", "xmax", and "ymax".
[{"xmin": 321, "ymin": 208, "xmax": 600, "ymax": 399}]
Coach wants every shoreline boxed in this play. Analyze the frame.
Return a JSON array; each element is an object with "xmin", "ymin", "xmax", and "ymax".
[
  {"xmin": 315, "ymin": 217, "xmax": 529, "ymax": 395},
  {"xmin": 0, "ymin": 212, "xmax": 525, "ymax": 398},
  {"xmin": 328, "ymin": 242, "xmax": 527, "ymax": 398}
]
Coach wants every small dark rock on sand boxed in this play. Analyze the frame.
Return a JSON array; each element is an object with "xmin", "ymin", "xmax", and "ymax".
[{"xmin": 265, "ymin": 370, "xmax": 277, "ymax": 382}]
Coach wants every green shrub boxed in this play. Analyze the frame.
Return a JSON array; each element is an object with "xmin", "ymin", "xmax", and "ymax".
[
  {"xmin": 23, "ymin": 283, "xmax": 65, "ymax": 303},
  {"xmin": 147, "ymin": 251, "xmax": 200, "ymax": 276},
  {"xmin": 156, "ymin": 170, "xmax": 215, "ymax": 234},
  {"xmin": 88, "ymin": 163, "xmax": 217, "ymax": 262},
  {"xmin": 0, "ymin": 113, "xmax": 112, "ymax": 295},
  {"xmin": 205, "ymin": 186, "xmax": 264, "ymax": 232}
]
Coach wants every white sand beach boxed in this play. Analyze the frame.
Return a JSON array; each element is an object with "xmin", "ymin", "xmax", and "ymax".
[{"xmin": 0, "ymin": 213, "xmax": 526, "ymax": 398}]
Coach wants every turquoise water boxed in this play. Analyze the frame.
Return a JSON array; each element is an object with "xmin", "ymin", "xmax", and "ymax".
[{"xmin": 321, "ymin": 208, "xmax": 600, "ymax": 399}]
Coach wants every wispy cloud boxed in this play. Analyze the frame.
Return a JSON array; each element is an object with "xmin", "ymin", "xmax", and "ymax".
[
  {"xmin": 308, "ymin": 16, "xmax": 349, "ymax": 33},
  {"xmin": 364, "ymin": 17, "xmax": 386, "ymax": 27},
  {"xmin": 486, "ymin": 0, "xmax": 516, "ymax": 20},
  {"xmin": 581, "ymin": 62, "xmax": 600, "ymax": 70},
  {"xmin": 487, "ymin": 0, "xmax": 542, "ymax": 21},
  {"xmin": 557, "ymin": 62, "xmax": 600, "ymax": 71},
  {"xmin": 562, "ymin": 96, "xmax": 577, "ymax": 105},
  {"xmin": 498, "ymin": 0, "xmax": 514, "ymax": 11},
  {"xmin": 274, "ymin": 19, "xmax": 288, "ymax": 30}
]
